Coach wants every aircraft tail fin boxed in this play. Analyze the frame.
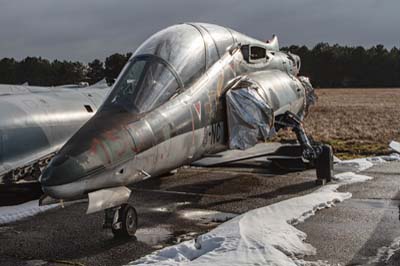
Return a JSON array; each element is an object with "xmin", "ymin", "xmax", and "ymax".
[{"xmin": 266, "ymin": 35, "xmax": 279, "ymax": 51}]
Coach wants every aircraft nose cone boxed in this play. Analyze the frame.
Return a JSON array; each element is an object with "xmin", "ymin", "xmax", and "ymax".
[
  {"xmin": 41, "ymin": 154, "xmax": 84, "ymax": 186},
  {"xmin": 40, "ymin": 154, "xmax": 87, "ymax": 199},
  {"xmin": 40, "ymin": 110, "xmax": 136, "ymax": 199}
]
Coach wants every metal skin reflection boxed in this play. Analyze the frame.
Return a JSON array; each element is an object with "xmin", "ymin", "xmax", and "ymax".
[
  {"xmin": 0, "ymin": 81, "xmax": 111, "ymax": 184},
  {"xmin": 40, "ymin": 23, "xmax": 330, "ymax": 237}
]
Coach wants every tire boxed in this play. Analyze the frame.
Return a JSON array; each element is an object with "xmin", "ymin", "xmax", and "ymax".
[
  {"xmin": 315, "ymin": 144, "xmax": 333, "ymax": 182},
  {"xmin": 112, "ymin": 204, "xmax": 138, "ymax": 238}
]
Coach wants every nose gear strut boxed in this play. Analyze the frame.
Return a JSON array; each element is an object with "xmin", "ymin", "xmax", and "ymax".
[{"xmin": 275, "ymin": 111, "xmax": 333, "ymax": 183}]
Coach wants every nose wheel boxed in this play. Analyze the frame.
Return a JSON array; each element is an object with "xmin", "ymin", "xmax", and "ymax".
[
  {"xmin": 315, "ymin": 144, "xmax": 333, "ymax": 184},
  {"xmin": 104, "ymin": 204, "xmax": 138, "ymax": 238}
]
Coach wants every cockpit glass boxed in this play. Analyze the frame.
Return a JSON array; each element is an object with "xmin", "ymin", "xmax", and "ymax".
[
  {"xmin": 133, "ymin": 24, "xmax": 206, "ymax": 88},
  {"xmin": 103, "ymin": 56, "xmax": 180, "ymax": 113}
]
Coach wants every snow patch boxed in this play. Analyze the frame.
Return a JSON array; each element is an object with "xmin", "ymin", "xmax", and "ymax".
[
  {"xmin": 379, "ymin": 153, "xmax": 400, "ymax": 161},
  {"xmin": 334, "ymin": 172, "xmax": 373, "ymax": 184},
  {"xmin": 335, "ymin": 153, "xmax": 400, "ymax": 172},
  {"xmin": 136, "ymin": 227, "xmax": 173, "ymax": 246},
  {"xmin": 333, "ymin": 155, "xmax": 342, "ymax": 163},
  {"xmin": 336, "ymin": 158, "xmax": 373, "ymax": 172},
  {"xmin": 127, "ymin": 171, "xmax": 373, "ymax": 266},
  {"xmin": 0, "ymin": 200, "xmax": 58, "ymax": 225},
  {"xmin": 389, "ymin": 140, "xmax": 400, "ymax": 153},
  {"xmin": 294, "ymin": 259, "xmax": 333, "ymax": 266}
]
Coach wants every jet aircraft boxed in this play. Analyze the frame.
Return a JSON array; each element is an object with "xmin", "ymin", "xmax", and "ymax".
[
  {"xmin": 40, "ymin": 23, "xmax": 333, "ymax": 237},
  {"xmin": 0, "ymin": 80, "xmax": 111, "ymax": 184}
]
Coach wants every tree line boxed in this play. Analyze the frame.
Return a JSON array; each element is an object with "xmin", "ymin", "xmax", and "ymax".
[
  {"xmin": 0, "ymin": 43, "xmax": 399, "ymax": 88},
  {"xmin": 283, "ymin": 43, "xmax": 400, "ymax": 88},
  {"xmin": 0, "ymin": 53, "xmax": 132, "ymax": 86}
]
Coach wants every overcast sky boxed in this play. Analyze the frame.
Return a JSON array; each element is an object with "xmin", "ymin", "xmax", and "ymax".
[{"xmin": 0, "ymin": 0, "xmax": 398, "ymax": 62}]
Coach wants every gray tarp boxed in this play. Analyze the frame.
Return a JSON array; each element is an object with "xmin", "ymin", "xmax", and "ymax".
[
  {"xmin": 298, "ymin": 76, "xmax": 317, "ymax": 117},
  {"xmin": 226, "ymin": 87, "xmax": 273, "ymax": 150}
]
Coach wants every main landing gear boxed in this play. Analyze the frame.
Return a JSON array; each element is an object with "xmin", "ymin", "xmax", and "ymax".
[
  {"xmin": 275, "ymin": 111, "xmax": 333, "ymax": 184},
  {"xmin": 104, "ymin": 203, "xmax": 138, "ymax": 238}
]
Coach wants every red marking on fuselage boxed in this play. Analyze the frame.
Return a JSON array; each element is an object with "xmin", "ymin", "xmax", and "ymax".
[
  {"xmin": 89, "ymin": 138, "xmax": 100, "ymax": 155},
  {"xmin": 104, "ymin": 130, "xmax": 119, "ymax": 141},
  {"xmin": 90, "ymin": 138, "xmax": 112, "ymax": 164},
  {"xmin": 105, "ymin": 129, "xmax": 131, "ymax": 158}
]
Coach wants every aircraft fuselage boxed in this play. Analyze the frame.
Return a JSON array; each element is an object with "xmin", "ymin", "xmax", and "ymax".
[{"xmin": 40, "ymin": 23, "xmax": 311, "ymax": 206}]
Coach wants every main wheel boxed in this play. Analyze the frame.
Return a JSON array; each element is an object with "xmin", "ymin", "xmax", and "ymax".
[
  {"xmin": 112, "ymin": 204, "xmax": 138, "ymax": 238},
  {"xmin": 315, "ymin": 144, "xmax": 333, "ymax": 182}
]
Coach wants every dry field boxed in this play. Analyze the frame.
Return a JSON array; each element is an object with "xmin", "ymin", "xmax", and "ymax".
[{"xmin": 280, "ymin": 88, "xmax": 400, "ymax": 159}]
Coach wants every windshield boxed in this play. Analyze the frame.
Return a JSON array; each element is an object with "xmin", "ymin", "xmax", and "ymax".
[{"xmin": 103, "ymin": 55, "xmax": 181, "ymax": 113}]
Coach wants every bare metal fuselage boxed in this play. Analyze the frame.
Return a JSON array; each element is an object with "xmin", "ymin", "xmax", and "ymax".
[
  {"xmin": 0, "ymin": 84, "xmax": 111, "ymax": 183},
  {"xmin": 40, "ymin": 23, "xmax": 313, "ymax": 206}
]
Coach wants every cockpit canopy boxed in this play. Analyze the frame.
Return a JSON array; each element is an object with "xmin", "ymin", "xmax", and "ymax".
[
  {"xmin": 135, "ymin": 24, "xmax": 206, "ymax": 87},
  {"xmin": 104, "ymin": 55, "xmax": 181, "ymax": 113},
  {"xmin": 102, "ymin": 23, "xmax": 235, "ymax": 113}
]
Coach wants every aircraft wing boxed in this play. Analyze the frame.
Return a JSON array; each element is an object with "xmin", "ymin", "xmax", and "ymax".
[
  {"xmin": 191, "ymin": 142, "xmax": 283, "ymax": 167},
  {"xmin": 0, "ymin": 145, "xmax": 60, "ymax": 183}
]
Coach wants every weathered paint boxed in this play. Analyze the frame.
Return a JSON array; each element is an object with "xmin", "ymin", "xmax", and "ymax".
[{"xmin": 40, "ymin": 23, "xmax": 315, "ymax": 204}]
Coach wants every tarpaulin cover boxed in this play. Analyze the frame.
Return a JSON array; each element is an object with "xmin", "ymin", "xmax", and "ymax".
[
  {"xmin": 298, "ymin": 76, "xmax": 316, "ymax": 117},
  {"xmin": 226, "ymin": 87, "xmax": 273, "ymax": 150}
]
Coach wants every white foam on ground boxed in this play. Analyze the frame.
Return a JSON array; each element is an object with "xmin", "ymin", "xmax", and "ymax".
[
  {"xmin": 333, "ymin": 172, "xmax": 373, "ymax": 184},
  {"xmin": 127, "ymin": 170, "xmax": 373, "ymax": 266},
  {"xmin": 136, "ymin": 227, "xmax": 173, "ymax": 246},
  {"xmin": 389, "ymin": 140, "xmax": 400, "ymax": 153},
  {"xmin": 379, "ymin": 153, "xmax": 400, "ymax": 161},
  {"xmin": 367, "ymin": 146, "xmax": 400, "ymax": 264},
  {"xmin": 128, "ymin": 154, "xmax": 400, "ymax": 266},
  {"xmin": 0, "ymin": 200, "xmax": 58, "ymax": 225},
  {"xmin": 336, "ymin": 158, "xmax": 374, "ymax": 172},
  {"xmin": 335, "ymin": 153, "xmax": 400, "ymax": 172}
]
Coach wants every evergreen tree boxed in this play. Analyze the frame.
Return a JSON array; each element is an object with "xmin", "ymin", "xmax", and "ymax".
[
  {"xmin": 16, "ymin": 57, "xmax": 53, "ymax": 86},
  {"xmin": 0, "ymin": 46, "xmax": 399, "ymax": 88},
  {"xmin": 87, "ymin": 59, "xmax": 105, "ymax": 84},
  {"xmin": 104, "ymin": 53, "xmax": 131, "ymax": 85},
  {"xmin": 0, "ymin": 58, "xmax": 17, "ymax": 84}
]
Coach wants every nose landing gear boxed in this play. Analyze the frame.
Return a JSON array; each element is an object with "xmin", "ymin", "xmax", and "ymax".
[
  {"xmin": 104, "ymin": 203, "xmax": 138, "ymax": 238},
  {"xmin": 315, "ymin": 144, "xmax": 333, "ymax": 184},
  {"xmin": 275, "ymin": 111, "xmax": 334, "ymax": 184}
]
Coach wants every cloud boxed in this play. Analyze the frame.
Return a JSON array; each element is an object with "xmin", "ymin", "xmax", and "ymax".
[{"xmin": 0, "ymin": 0, "xmax": 398, "ymax": 62}]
